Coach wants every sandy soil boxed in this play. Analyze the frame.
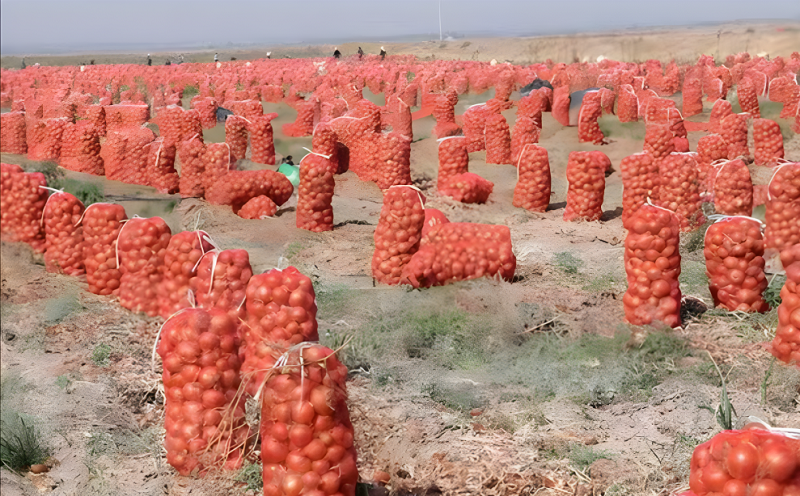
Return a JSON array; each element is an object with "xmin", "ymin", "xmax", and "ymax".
[{"xmin": 2, "ymin": 23, "xmax": 800, "ymax": 496}]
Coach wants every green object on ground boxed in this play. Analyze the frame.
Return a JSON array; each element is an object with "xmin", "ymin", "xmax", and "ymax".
[{"xmin": 278, "ymin": 163, "xmax": 300, "ymax": 188}]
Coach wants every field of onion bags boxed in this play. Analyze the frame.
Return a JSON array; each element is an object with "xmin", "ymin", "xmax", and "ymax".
[{"xmin": 1, "ymin": 51, "xmax": 799, "ymax": 496}]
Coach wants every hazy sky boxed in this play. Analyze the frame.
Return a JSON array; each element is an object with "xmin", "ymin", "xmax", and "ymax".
[{"xmin": 2, "ymin": 0, "xmax": 799, "ymax": 54}]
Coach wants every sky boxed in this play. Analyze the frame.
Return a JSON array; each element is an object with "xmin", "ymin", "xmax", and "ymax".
[{"xmin": 1, "ymin": 0, "xmax": 799, "ymax": 54}]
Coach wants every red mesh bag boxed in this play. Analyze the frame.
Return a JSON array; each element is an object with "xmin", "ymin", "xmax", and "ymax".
[
  {"xmin": 311, "ymin": 121, "xmax": 339, "ymax": 174},
  {"xmin": 737, "ymin": 77, "xmax": 761, "ymax": 118},
  {"xmin": 644, "ymin": 124, "xmax": 675, "ymax": 160},
  {"xmin": 753, "ymin": 118, "xmax": 784, "ymax": 166},
  {"xmin": 765, "ymin": 162, "xmax": 800, "ymax": 252},
  {"xmin": 371, "ymin": 186, "xmax": 426, "ymax": 285},
  {"xmin": 1, "ymin": 170, "xmax": 47, "ymax": 251},
  {"xmin": 191, "ymin": 97, "xmax": 218, "ymax": 129},
  {"xmin": 388, "ymin": 95, "xmax": 413, "ymax": 140},
  {"xmin": 433, "ymin": 91, "xmax": 460, "ymax": 139},
  {"xmin": 0, "ymin": 111, "xmax": 27, "ymax": 154},
  {"xmin": 682, "ymin": 77, "xmax": 704, "ymax": 117},
  {"xmin": 242, "ymin": 267, "xmax": 319, "ymax": 394},
  {"xmin": 157, "ymin": 308, "xmax": 247, "ymax": 476},
  {"xmin": 438, "ymin": 172, "xmax": 494, "ymax": 204},
  {"xmin": 713, "ymin": 159, "xmax": 753, "ymax": 216},
  {"xmin": 772, "ymin": 245, "xmax": 800, "ymax": 365},
  {"xmin": 704, "ymin": 217, "xmax": 769, "ymax": 313},
  {"xmin": 720, "ymin": 113, "xmax": 750, "ymax": 159},
  {"xmin": 102, "ymin": 127, "xmax": 155, "ymax": 186},
  {"xmin": 400, "ymin": 223, "xmax": 516, "ymax": 288},
  {"xmin": 104, "ymin": 104, "xmax": 149, "ymax": 133},
  {"xmin": 552, "ymin": 86, "xmax": 571, "ymax": 126},
  {"xmin": 513, "ymin": 144, "xmax": 551, "ymax": 213},
  {"xmin": 157, "ymin": 231, "xmax": 215, "ymax": 319},
  {"xmin": 622, "ymin": 203, "xmax": 682, "ymax": 328},
  {"xmin": 283, "ymin": 99, "xmax": 316, "ymax": 138},
  {"xmin": 42, "ymin": 191, "xmax": 85, "ymax": 276},
  {"xmin": 617, "ymin": 85, "xmax": 639, "ymax": 123},
  {"xmin": 147, "ymin": 139, "xmax": 179, "ymax": 194},
  {"xmin": 228, "ymin": 100, "xmax": 263, "ymax": 121},
  {"xmin": 0, "ymin": 163, "xmax": 25, "ymax": 239},
  {"xmin": 260, "ymin": 85, "xmax": 284, "ymax": 104},
  {"xmin": 517, "ymin": 92, "xmax": 545, "ymax": 125},
  {"xmin": 708, "ymin": 100, "xmax": 733, "ymax": 134},
  {"xmin": 688, "ymin": 425, "xmax": 800, "ymax": 494},
  {"xmin": 258, "ymin": 344, "xmax": 358, "ymax": 496},
  {"xmin": 59, "ymin": 121, "xmax": 104, "ymax": 175},
  {"xmin": 205, "ymin": 170, "xmax": 294, "ymax": 212},
  {"xmin": 297, "ymin": 153, "xmax": 335, "ymax": 232},
  {"xmin": 657, "ymin": 153, "xmax": 704, "ymax": 231},
  {"xmin": 77, "ymin": 106, "xmax": 104, "ymax": 135},
  {"xmin": 599, "ymin": 87, "xmax": 616, "ymax": 115},
  {"xmin": 437, "ymin": 137, "xmax": 469, "ymax": 190},
  {"xmin": 422, "ymin": 208, "xmax": 449, "ymax": 238},
  {"xmin": 237, "ymin": 196, "xmax": 278, "ymax": 219},
  {"xmin": 365, "ymin": 132, "xmax": 412, "ymax": 190},
  {"xmin": 248, "ymin": 113, "xmax": 278, "ymax": 166},
  {"xmin": 178, "ymin": 136, "xmax": 206, "ymax": 198},
  {"xmin": 225, "ymin": 115, "xmax": 249, "ymax": 162},
  {"xmin": 81, "ymin": 203, "xmax": 126, "ymax": 296},
  {"xmin": 485, "ymin": 113, "xmax": 512, "ymax": 165},
  {"xmin": 27, "ymin": 117, "xmax": 68, "ymax": 162},
  {"xmin": 117, "ymin": 217, "xmax": 172, "ymax": 317},
  {"xmin": 462, "ymin": 104, "xmax": 487, "ymax": 152},
  {"xmin": 510, "ymin": 116, "xmax": 541, "ymax": 165},
  {"xmin": 697, "ymin": 135, "xmax": 729, "ymax": 193},
  {"xmin": 202, "ymin": 143, "xmax": 234, "ymax": 190},
  {"xmin": 564, "ymin": 151, "xmax": 608, "ymax": 222},
  {"xmin": 778, "ymin": 85, "xmax": 800, "ymax": 120},
  {"xmin": 156, "ymin": 106, "xmax": 202, "ymax": 148},
  {"xmin": 578, "ymin": 91, "xmax": 604, "ymax": 144},
  {"xmin": 192, "ymin": 249, "xmax": 253, "ymax": 322},
  {"xmin": 620, "ymin": 152, "xmax": 659, "ymax": 227}
]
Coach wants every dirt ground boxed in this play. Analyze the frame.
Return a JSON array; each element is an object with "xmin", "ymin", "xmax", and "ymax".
[{"xmin": 2, "ymin": 24, "xmax": 800, "ymax": 496}]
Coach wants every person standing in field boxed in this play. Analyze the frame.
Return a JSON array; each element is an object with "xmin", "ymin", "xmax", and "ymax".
[
  {"xmin": 147, "ymin": 54, "xmax": 152, "ymax": 66},
  {"xmin": 333, "ymin": 47, "xmax": 341, "ymax": 59},
  {"xmin": 266, "ymin": 52, "xmax": 271, "ymax": 59},
  {"xmin": 357, "ymin": 47, "xmax": 364, "ymax": 59},
  {"xmin": 214, "ymin": 53, "xmax": 219, "ymax": 63},
  {"xmin": 380, "ymin": 47, "xmax": 386, "ymax": 60}
]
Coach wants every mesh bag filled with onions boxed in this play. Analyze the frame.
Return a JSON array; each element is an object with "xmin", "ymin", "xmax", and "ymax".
[
  {"xmin": 708, "ymin": 99, "xmax": 733, "ymax": 134},
  {"xmin": 462, "ymin": 104, "xmax": 487, "ymax": 152},
  {"xmin": 59, "ymin": 121, "xmax": 104, "ymax": 175},
  {"xmin": 484, "ymin": 113, "xmax": 512, "ymax": 165},
  {"xmin": 687, "ymin": 421, "xmax": 800, "ymax": 494},
  {"xmin": 0, "ymin": 111, "xmax": 28, "ymax": 154},
  {"xmin": 697, "ymin": 135, "xmax": 729, "ymax": 194},
  {"xmin": 117, "ymin": 216, "xmax": 172, "ymax": 317},
  {"xmin": 311, "ymin": 121, "xmax": 339, "ymax": 174},
  {"xmin": 157, "ymin": 230, "xmax": 215, "ymax": 319},
  {"xmin": 704, "ymin": 216, "xmax": 769, "ymax": 313},
  {"xmin": 513, "ymin": 144, "xmax": 551, "ymax": 213},
  {"xmin": 720, "ymin": 113, "xmax": 750, "ymax": 159},
  {"xmin": 656, "ymin": 153, "xmax": 704, "ymax": 231},
  {"xmin": 225, "ymin": 115, "xmax": 249, "ymax": 162},
  {"xmin": 736, "ymin": 77, "xmax": 761, "ymax": 118},
  {"xmin": 297, "ymin": 153, "xmax": 335, "ymax": 232},
  {"xmin": 205, "ymin": 169, "xmax": 293, "ymax": 213},
  {"xmin": 564, "ymin": 151, "xmax": 608, "ymax": 222},
  {"xmin": 191, "ymin": 96, "xmax": 218, "ymax": 129},
  {"xmin": 27, "ymin": 117, "xmax": 68, "ymax": 162},
  {"xmin": 42, "ymin": 189, "xmax": 85, "ymax": 276},
  {"xmin": 643, "ymin": 124, "xmax": 675, "ymax": 160},
  {"xmin": 682, "ymin": 77, "xmax": 703, "ymax": 117},
  {"xmin": 248, "ymin": 113, "xmax": 279, "ymax": 166},
  {"xmin": 372, "ymin": 185, "xmax": 426, "ymax": 286},
  {"xmin": 622, "ymin": 203, "xmax": 682, "ymax": 328},
  {"xmin": 432, "ymin": 91, "xmax": 460, "ymax": 139},
  {"xmin": 191, "ymin": 249, "xmax": 253, "ymax": 322},
  {"xmin": 178, "ymin": 135, "xmax": 206, "ymax": 198},
  {"xmin": 364, "ymin": 132, "xmax": 412, "ymax": 190},
  {"xmin": 552, "ymin": 86, "xmax": 571, "ymax": 126},
  {"xmin": 510, "ymin": 115, "xmax": 541, "ymax": 165},
  {"xmin": 577, "ymin": 91, "xmax": 604, "ymax": 144},
  {"xmin": 617, "ymin": 85, "xmax": 639, "ymax": 123},
  {"xmin": 422, "ymin": 208, "xmax": 449, "ymax": 238},
  {"xmin": 400, "ymin": 222, "xmax": 516, "ymax": 289},
  {"xmin": 102, "ymin": 126, "xmax": 156, "ymax": 186},
  {"xmin": 438, "ymin": 172, "xmax": 494, "ymax": 204},
  {"xmin": 237, "ymin": 196, "xmax": 278, "ymax": 220},
  {"xmin": 1, "ymin": 169, "xmax": 47, "ymax": 251},
  {"xmin": 104, "ymin": 104, "xmax": 149, "ymax": 133},
  {"xmin": 713, "ymin": 159, "xmax": 753, "ymax": 216},
  {"xmin": 257, "ymin": 344, "xmax": 358, "ymax": 496},
  {"xmin": 82, "ymin": 203, "xmax": 126, "ymax": 296},
  {"xmin": 753, "ymin": 118, "xmax": 784, "ymax": 166},
  {"xmin": 283, "ymin": 99, "xmax": 316, "ymax": 138},
  {"xmin": 437, "ymin": 137, "xmax": 469, "ymax": 190},
  {"xmin": 765, "ymin": 162, "xmax": 800, "ymax": 252},
  {"xmin": 156, "ymin": 308, "xmax": 248, "ymax": 476},
  {"xmin": 771, "ymin": 244, "xmax": 800, "ymax": 366},
  {"xmin": 620, "ymin": 152, "xmax": 659, "ymax": 228},
  {"xmin": 202, "ymin": 143, "xmax": 235, "ymax": 190},
  {"xmin": 147, "ymin": 139, "xmax": 180, "ymax": 194},
  {"xmin": 242, "ymin": 267, "xmax": 319, "ymax": 396}
]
